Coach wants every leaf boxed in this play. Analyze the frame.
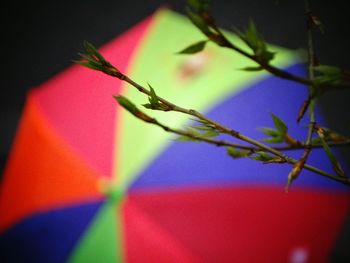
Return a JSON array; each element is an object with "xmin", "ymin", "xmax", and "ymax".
[
  {"xmin": 142, "ymin": 85, "xmax": 169, "ymax": 111},
  {"xmin": 236, "ymin": 20, "xmax": 275, "ymax": 63},
  {"xmin": 250, "ymin": 151, "xmax": 274, "ymax": 162},
  {"xmin": 83, "ymin": 41, "xmax": 106, "ymax": 63},
  {"xmin": 143, "ymin": 103, "xmax": 169, "ymax": 111},
  {"xmin": 311, "ymin": 137, "xmax": 322, "ymax": 144},
  {"xmin": 202, "ymin": 130, "xmax": 219, "ymax": 138},
  {"xmin": 239, "ymin": 66, "xmax": 263, "ymax": 71},
  {"xmin": 186, "ymin": 8, "xmax": 212, "ymax": 35},
  {"xmin": 191, "ymin": 125, "xmax": 213, "ymax": 131},
  {"xmin": 76, "ymin": 41, "xmax": 120, "ymax": 77},
  {"xmin": 316, "ymin": 127, "xmax": 345, "ymax": 177},
  {"xmin": 313, "ymin": 65, "xmax": 344, "ymax": 87},
  {"xmin": 260, "ymin": 127, "xmax": 280, "ymax": 137},
  {"xmin": 176, "ymin": 135, "xmax": 196, "ymax": 142},
  {"xmin": 271, "ymin": 114, "xmax": 288, "ymax": 135},
  {"xmin": 75, "ymin": 61, "xmax": 102, "ymax": 71},
  {"xmin": 176, "ymin": 128, "xmax": 201, "ymax": 142},
  {"xmin": 245, "ymin": 20, "xmax": 260, "ymax": 50},
  {"xmin": 178, "ymin": 40, "xmax": 208, "ymax": 54},
  {"xmin": 227, "ymin": 147, "xmax": 250, "ymax": 159},
  {"xmin": 191, "ymin": 118, "xmax": 216, "ymax": 129},
  {"xmin": 148, "ymin": 84, "xmax": 159, "ymax": 105},
  {"xmin": 259, "ymin": 127, "xmax": 284, "ymax": 144},
  {"xmin": 314, "ymin": 65, "xmax": 341, "ymax": 75},
  {"xmin": 191, "ymin": 118, "xmax": 211, "ymax": 125},
  {"xmin": 262, "ymin": 137, "xmax": 284, "ymax": 144},
  {"xmin": 191, "ymin": 120, "xmax": 220, "ymax": 138},
  {"xmin": 261, "ymin": 50, "xmax": 275, "ymax": 63}
]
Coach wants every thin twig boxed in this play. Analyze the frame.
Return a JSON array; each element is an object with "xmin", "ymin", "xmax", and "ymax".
[
  {"xmin": 286, "ymin": 0, "xmax": 318, "ymax": 191},
  {"xmin": 303, "ymin": 0, "xmax": 317, "ymax": 169},
  {"xmin": 209, "ymin": 23, "xmax": 313, "ymax": 86},
  {"xmin": 276, "ymin": 140, "xmax": 350, "ymax": 150}
]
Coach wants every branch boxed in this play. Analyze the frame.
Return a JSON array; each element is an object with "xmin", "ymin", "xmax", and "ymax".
[
  {"xmin": 184, "ymin": 3, "xmax": 350, "ymax": 93},
  {"xmin": 184, "ymin": 6, "xmax": 312, "ymax": 86},
  {"xmin": 76, "ymin": 41, "xmax": 350, "ymax": 187},
  {"xmin": 286, "ymin": 0, "xmax": 318, "ymax": 191},
  {"xmin": 114, "ymin": 95, "xmax": 350, "ymax": 186},
  {"xmin": 211, "ymin": 25, "xmax": 312, "ymax": 86}
]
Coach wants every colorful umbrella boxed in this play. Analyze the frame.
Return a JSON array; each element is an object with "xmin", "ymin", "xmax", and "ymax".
[{"xmin": 1, "ymin": 9, "xmax": 349, "ymax": 263}]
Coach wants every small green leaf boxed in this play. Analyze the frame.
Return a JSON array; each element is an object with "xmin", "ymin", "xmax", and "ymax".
[
  {"xmin": 260, "ymin": 127, "xmax": 280, "ymax": 137},
  {"xmin": 202, "ymin": 130, "xmax": 219, "ymax": 138},
  {"xmin": 314, "ymin": 65, "xmax": 341, "ymax": 75},
  {"xmin": 178, "ymin": 40, "xmax": 208, "ymax": 55},
  {"xmin": 191, "ymin": 118, "xmax": 211, "ymax": 125},
  {"xmin": 227, "ymin": 147, "xmax": 250, "ymax": 159},
  {"xmin": 271, "ymin": 114, "xmax": 288, "ymax": 135},
  {"xmin": 245, "ymin": 20, "xmax": 259, "ymax": 48},
  {"xmin": 239, "ymin": 66, "xmax": 263, "ymax": 71},
  {"xmin": 76, "ymin": 41, "xmax": 120, "ymax": 76},
  {"xmin": 75, "ymin": 61, "xmax": 102, "ymax": 71},
  {"xmin": 143, "ymin": 103, "xmax": 169, "ymax": 111},
  {"xmin": 191, "ymin": 125, "xmax": 213, "ymax": 131},
  {"xmin": 317, "ymin": 128, "xmax": 345, "ymax": 177},
  {"xmin": 250, "ymin": 151, "xmax": 274, "ymax": 162},
  {"xmin": 176, "ymin": 128, "xmax": 201, "ymax": 142},
  {"xmin": 78, "ymin": 53, "xmax": 98, "ymax": 63},
  {"xmin": 236, "ymin": 20, "xmax": 275, "ymax": 63},
  {"xmin": 176, "ymin": 135, "xmax": 196, "ymax": 142},
  {"xmin": 191, "ymin": 119, "xmax": 216, "ymax": 130},
  {"xmin": 313, "ymin": 65, "xmax": 344, "ymax": 87},
  {"xmin": 311, "ymin": 137, "xmax": 322, "ymax": 144},
  {"xmin": 260, "ymin": 50, "xmax": 275, "ymax": 63},
  {"xmin": 262, "ymin": 137, "xmax": 284, "ymax": 144},
  {"xmin": 186, "ymin": 8, "xmax": 212, "ymax": 35},
  {"xmin": 83, "ymin": 41, "xmax": 106, "ymax": 63},
  {"xmin": 148, "ymin": 84, "xmax": 159, "ymax": 105},
  {"xmin": 142, "ymin": 84, "xmax": 169, "ymax": 111}
]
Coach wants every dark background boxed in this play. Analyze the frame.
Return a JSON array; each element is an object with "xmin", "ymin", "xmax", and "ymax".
[{"xmin": 1, "ymin": 1, "xmax": 349, "ymax": 261}]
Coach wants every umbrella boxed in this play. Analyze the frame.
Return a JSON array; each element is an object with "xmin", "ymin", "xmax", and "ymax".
[{"xmin": 1, "ymin": 9, "xmax": 349, "ymax": 263}]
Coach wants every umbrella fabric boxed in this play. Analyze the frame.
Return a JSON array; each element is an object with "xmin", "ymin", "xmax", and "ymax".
[{"xmin": 1, "ymin": 9, "xmax": 350, "ymax": 263}]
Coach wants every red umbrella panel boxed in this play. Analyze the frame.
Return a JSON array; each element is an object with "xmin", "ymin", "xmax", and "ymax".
[{"xmin": 1, "ymin": 9, "xmax": 350, "ymax": 263}]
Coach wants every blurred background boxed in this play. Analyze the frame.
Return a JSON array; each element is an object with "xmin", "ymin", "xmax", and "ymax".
[
  {"xmin": 2, "ymin": 0, "xmax": 350, "ymax": 174},
  {"xmin": 1, "ymin": 0, "xmax": 350, "ymax": 261}
]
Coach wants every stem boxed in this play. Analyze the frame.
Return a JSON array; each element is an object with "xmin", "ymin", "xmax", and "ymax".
[
  {"xmin": 274, "ymin": 140, "xmax": 350, "ymax": 151},
  {"xmin": 210, "ymin": 24, "xmax": 312, "ymax": 86},
  {"xmin": 123, "ymin": 75, "xmax": 192, "ymax": 113},
  {"xmin": 303, "ymin": 0, "xmax": 317, "ymax": 165},
  {"xmin": 286, "ymin": 0, "xmax": 318, "ymax": 187}
]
